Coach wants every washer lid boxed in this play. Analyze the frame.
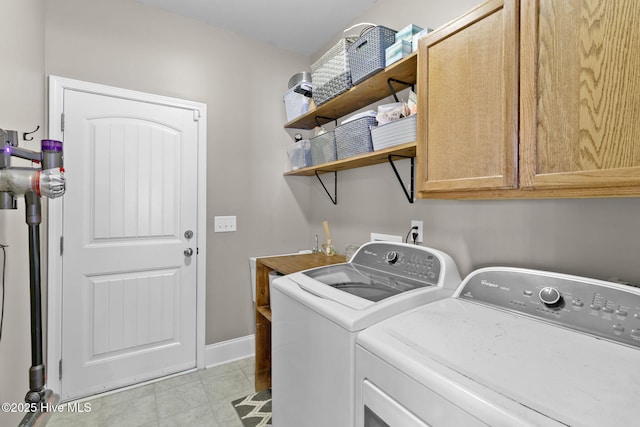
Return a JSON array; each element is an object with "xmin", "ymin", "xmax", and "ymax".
[
  {"xmin": 358, "ymin": 298, "xmax": 640, "ymax": 427},
  {"xmin": 302, "ymin": 263, "xmax": 432, "ymax": 302}
]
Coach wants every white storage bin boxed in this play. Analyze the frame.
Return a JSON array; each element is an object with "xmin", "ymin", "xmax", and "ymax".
[
  {"xmin": 370, "ymin": 114, "xmax": 417, "ymax": 150},
  {"xmin": 284, "ymin": 87, "xmax": 310, "ymax": 122}
]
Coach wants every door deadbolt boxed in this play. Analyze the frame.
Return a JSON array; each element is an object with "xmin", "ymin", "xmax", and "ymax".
[
  {"xmin": 184, "ymin": 248, "xmax": 194, "ymax": 257},
  {"xmin": 184, "ymin": 230, "xmax": 194, "ymax": 239}
]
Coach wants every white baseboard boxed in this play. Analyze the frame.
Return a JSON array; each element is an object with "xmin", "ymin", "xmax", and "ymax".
[{"xmin": 205, "ymin": 334, "xmax": 255, "ymax": 368}]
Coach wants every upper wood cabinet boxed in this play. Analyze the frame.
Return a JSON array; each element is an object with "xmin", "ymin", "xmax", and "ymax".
[
  {"xmin": 417, "ymin": 0, "xmax": 640, "ymax": 199},
  {"xmin": 520, "ymin": 0, "xmax": 640, "ymax": 191},
  {"xmin": 416, "ymin": 0, "xmax": 519, "ymax": 193}
]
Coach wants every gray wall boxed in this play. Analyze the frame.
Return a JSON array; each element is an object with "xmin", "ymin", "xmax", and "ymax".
[
  {"xmin": 0, "ymin": 1, "xmax": 45, "ymax": 424},
  {"xmin": 306, "ymin": 0, "xmax": 640, "ymax": 284}
]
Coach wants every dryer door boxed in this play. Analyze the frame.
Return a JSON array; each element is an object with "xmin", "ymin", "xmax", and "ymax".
[{"xmin": 363, "ymin": 380, "xmax": 429, "ymax": 427}]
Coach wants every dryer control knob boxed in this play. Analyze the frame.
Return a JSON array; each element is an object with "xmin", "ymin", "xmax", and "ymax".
[
  {"xmin": 384, "ymin": 251, "xmax": 399, "ymax": 264},
  {"xmin": 539, "ymin": 286, "xmax": 562, "ymax": 306}
]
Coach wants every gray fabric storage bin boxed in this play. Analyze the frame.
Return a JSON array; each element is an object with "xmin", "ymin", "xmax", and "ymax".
[
  {"xmin": 311, "ymin": 37, "xmax": 358, "ymax": 106},
  {"xmin": 310, "ymin": 131, "xmax": 337, "ymax": 165},
  {"xmin": 335, "ymin": 116, "xmax": 377, "ymax": 160},
  {"xmin": 348, "ymin": 26, "xmax": 397, "ymax": 85}
]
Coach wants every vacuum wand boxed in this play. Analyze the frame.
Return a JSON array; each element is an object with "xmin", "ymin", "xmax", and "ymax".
[
  {"xmin": 25, "ymin": 191, "xmax": 44, "ymax": 405},
  {"xmin": 0, "ymin": 130, "xmax": 66, "ymax": 407}
]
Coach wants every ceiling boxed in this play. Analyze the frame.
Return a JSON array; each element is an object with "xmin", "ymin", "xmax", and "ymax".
[{"xmin": 136, "ymin": 0, "xmax": 378, "ymax": 56}]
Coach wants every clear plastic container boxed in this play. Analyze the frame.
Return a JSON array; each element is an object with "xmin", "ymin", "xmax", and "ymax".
[{"xmin": 287, "ymin": 140, "xmax": 311, "ymax": 170}]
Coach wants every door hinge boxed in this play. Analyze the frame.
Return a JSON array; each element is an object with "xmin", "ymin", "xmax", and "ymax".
[
  {"xmin": 61, "ymin": 113, "xmax": 65, "ymax": 132},
  {"xmin": 60, "ymin": 236, "xmax": 63, "ymax": 256},
  {"xmin": 193, "ymin": 110, "xmax": 200, "ymax": 122},
  {"xmin": 59, "ymin": 359, "xmax": 62, "ymax": 380}
]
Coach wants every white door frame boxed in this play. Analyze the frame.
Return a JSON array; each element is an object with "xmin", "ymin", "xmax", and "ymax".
[{"xmin": 46, "ymin": 75, "xmax": 207, "ymax": 395}]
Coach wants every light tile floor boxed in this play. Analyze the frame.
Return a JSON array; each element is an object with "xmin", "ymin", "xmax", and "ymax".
[{"xmin": 46, "ymin": 357, "xmax": 255, "ymax": 427}]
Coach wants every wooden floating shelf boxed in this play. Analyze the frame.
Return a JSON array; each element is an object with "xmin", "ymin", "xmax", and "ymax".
[
  {"xmin": 284, "ymin": 52, "xmax": 418, "ymax": 130},
  {"xmin": 284, "ymin": 142, "xmax": 416, "ymax": 176}
]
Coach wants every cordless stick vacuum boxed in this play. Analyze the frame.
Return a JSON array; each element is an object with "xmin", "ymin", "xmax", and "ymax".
[{"xmin": 0, "ymin": 129, "xmax": 65, "ymax": 420}]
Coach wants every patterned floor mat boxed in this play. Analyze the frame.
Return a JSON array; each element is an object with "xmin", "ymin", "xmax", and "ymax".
[{"xmin": 231, "ymin": 389, "xmax": 272, "ymax": 427}]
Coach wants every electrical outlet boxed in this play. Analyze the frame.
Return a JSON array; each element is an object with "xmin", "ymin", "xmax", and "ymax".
[
  {"xmin": 214, "ymin": 215, "xmax": 237, "ymax": 232},
  {"xmin": 410, "ymin": 220, "xmax": 423, "ymax": 243}
]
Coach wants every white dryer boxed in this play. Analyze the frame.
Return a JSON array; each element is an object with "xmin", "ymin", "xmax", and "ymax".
[
  {"xmin": 356, "ymin": 267, "xmax": 640, "ymax": 426},
  {"xmin": 270, "ymin": 241, "xmax": 461, "ymax": 427}
]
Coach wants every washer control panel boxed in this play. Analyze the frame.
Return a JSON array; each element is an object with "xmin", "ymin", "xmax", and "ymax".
[
  {"xmin": 351, "ymin": 242, "xmax": 442, "ymax": 285},
  {"xmin": 459, "ymin": 268, "xmax": 640, "ymax": 348}
]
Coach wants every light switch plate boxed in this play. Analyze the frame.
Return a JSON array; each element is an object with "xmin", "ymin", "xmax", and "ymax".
[{"xmin": 214, "ymin": 216, "xmax": 236, "ymax": 232}]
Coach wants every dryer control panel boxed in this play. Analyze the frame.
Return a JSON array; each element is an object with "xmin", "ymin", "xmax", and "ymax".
[{"xmin": 458, "ymin": 268, "xmax": 640, "ymax": 348}]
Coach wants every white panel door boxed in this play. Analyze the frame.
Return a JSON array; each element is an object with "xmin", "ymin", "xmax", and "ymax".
[{"xmin": 61, "ymin": 89, "xmax": 199, "ymax": 400}]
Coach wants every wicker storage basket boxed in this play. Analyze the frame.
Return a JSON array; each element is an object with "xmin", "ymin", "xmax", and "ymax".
[
  {"xmin": 335, "ymin": 116, "xmax": 377, "ymax": 160},
  {"xmin": 310, "ymin": 131, "xmax": 337, "ymax": 165},
  {"xmin": 348, "ymin": 26, "xmax": 397, "ymax": 85},
  {"xmin": 311, "ymin": 37, "xmax": 358, "ymax": 106}
]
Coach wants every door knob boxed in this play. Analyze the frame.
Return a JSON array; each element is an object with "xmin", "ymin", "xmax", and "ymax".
[{"xmin": 184, "ymin": 248, "xmax": 194, "ymax": 257}]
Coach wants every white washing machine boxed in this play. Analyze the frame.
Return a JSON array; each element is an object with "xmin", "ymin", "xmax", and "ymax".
[
  {"xmin": 271, "ymin": 241, "xmax": 461, "ymax": 427},
  {"xmin": 355, "ymin": 267, "xmax": 640, "ymax": 426}
]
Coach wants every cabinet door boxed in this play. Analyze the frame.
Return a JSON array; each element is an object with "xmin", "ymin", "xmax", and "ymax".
[
  {"xmin": 417, "ymin": 0, "xmax": 519, "ymax": 193},
  {"xmin": 520, "ymin": 0, "xmax": 640, "ymax": 190}
]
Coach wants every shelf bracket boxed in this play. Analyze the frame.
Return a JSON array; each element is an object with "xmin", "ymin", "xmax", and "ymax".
[
  {"xmin": 314, "ymin": 170, "xmax": 337, "ymax": 205},
  {"xmin": 314, "ymin": 116, "xmax": 338, "ymax": 127},
  {"xmin": 387, "ymin": 78, "xmax": 415, "ymax": 102},
  {"xmin": 387, "ymin": 154, "xmax": 414, "ymax": 203}
]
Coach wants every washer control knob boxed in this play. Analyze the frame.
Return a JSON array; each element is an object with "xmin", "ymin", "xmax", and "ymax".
[
  {"xmin": 539, "ymin": 287, "xmax": 562, "ymax": 306},
  {"xmin": 384, "ymin": 251, "xmax": 399, "ymax": 264}
]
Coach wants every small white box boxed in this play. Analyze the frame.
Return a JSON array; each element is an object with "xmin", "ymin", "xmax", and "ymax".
[
  {"xmin": 385, "ymin": 40, "xmax": 412, "ymax": 66},
  {"xmin": 396, "ymin": 24, "xmax": 423, "ymax": 43}
]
